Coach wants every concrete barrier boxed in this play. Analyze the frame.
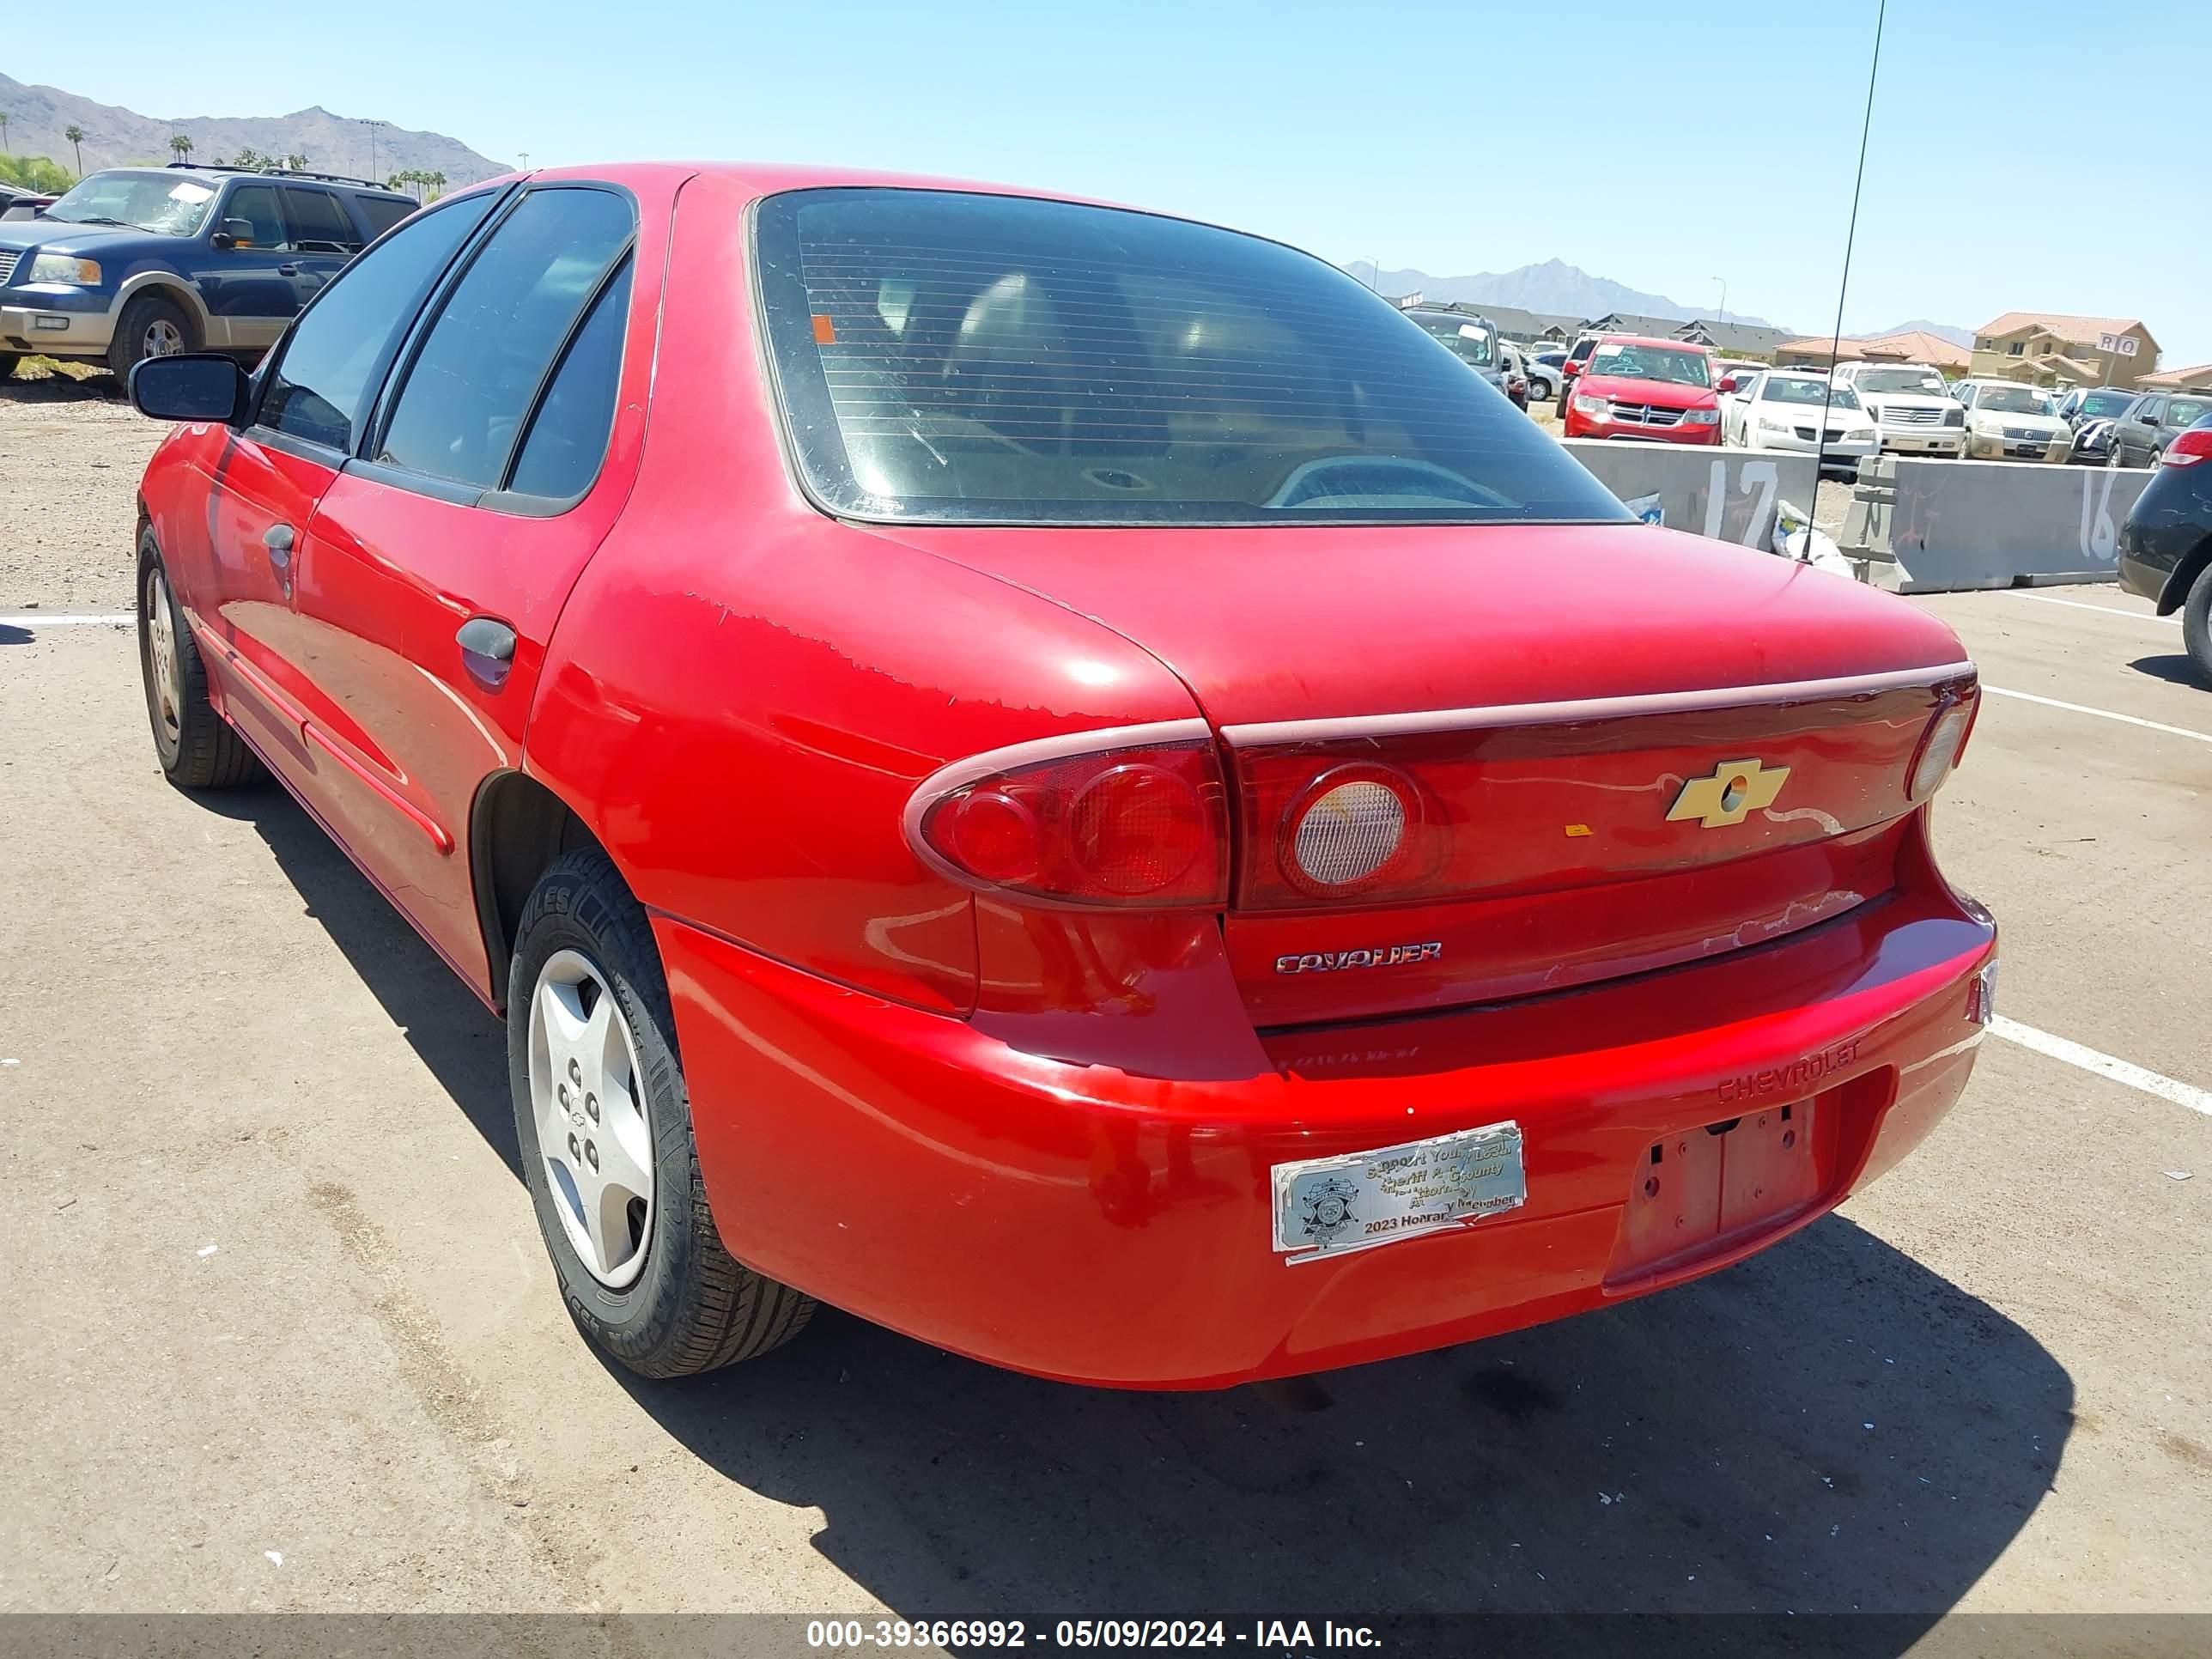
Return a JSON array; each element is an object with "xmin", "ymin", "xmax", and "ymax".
[
  {"xmin": 1838, "ymin": 457, "xmax": 2156, "ymax": 592},
  {"xmin": 1562, "ymin": 439, "xmax": 1816, "ymax": 550}
]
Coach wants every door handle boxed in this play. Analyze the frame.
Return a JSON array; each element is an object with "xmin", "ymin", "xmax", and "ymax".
[
  {"xmin": 262, "ymin": 523, "xmax": 294, "ymax": 568},
  {"xmin": 456, "ymin": 617, "xmax": 517, "ymax": 690}
]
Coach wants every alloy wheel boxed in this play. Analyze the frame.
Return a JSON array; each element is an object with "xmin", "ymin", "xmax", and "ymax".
[
  {"xmin": 143, "ymin": 318, "xmax": 185, "ymax": 359},
  {"xmin": 143, "ymin": 565, "xmax": 182, "ymax": 746},
  {"xmin": 527, "ymin": 948, "xmax": 655, "ymax": 1288}
]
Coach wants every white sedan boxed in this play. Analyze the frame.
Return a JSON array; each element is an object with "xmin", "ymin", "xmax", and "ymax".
[{"xmin": 1722, "ymin": 370, "xmax": 1881, "ymax": 474}]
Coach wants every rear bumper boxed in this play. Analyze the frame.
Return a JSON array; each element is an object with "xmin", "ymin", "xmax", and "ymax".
[{"xmin": 663, "ymin": 838, "xmax": 1996, "ymax": 1388}]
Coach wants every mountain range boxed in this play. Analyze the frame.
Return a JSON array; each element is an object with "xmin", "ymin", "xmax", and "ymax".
[
  {"xmin": 0, "ymin": 72, "xmax": 505, "ymax": 187},
  {"xmin": 1864, "ymin": 318, "xmax": 1976, "ymax": 349},
  {"xmin": 1340, "ymin": 258, "xmax": 1784, "ymax": 329}
]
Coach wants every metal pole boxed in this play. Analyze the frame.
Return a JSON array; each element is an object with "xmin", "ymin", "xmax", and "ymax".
[
  {"xmin": 1713, "ymin": 276, "xmax": 1729, "ymax": 328},
  {"xmin": 1814, "ymin": 0, "xmax": 1887, "ymax": 494}
]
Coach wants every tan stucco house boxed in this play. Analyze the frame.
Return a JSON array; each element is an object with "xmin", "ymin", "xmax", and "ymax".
[{"xmin": 1969, "ymin": 313, "xmax": 2160, "ymax": 389}]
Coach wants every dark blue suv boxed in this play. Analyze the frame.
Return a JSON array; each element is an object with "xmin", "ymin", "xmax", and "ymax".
[{"xmin": 0, "ymin": 163, "xmax": 416, "ymax": 381}]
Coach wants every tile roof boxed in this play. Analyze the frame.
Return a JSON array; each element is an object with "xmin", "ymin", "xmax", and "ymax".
[
  {"xmin": 2142, "ymin": 362, "xmax": 2212, "ymax": 388},
  {"xmin": 1773, "ymin": 330, "xmax": 1972, "ymax": 369},
  {"xmin": 1977, "ymin": 312, "xmax": 2157, "ymax": 349}
]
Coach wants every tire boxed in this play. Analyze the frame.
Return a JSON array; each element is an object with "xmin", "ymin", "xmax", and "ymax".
[
  {"xmin": 508, "ymin": 849, "xmax": 816, "ymax": 1378},
  {"xmin": 137, "ymin": 530, "xmax": 263, "ymax": 789},
  {"xmin": 106, "ymin": 293, "xmax": 195, "ymax": 381},
  {"xmin": 0, "ymin": 350, "xmax": 21, "ymax": 382},
  {"xmin": 2182, "ymin": 562, "xmax": 2212, "ymax": 687}
]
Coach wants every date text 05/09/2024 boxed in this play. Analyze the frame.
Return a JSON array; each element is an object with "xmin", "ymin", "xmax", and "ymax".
[{"xmin": 805, "ymin": 1620, "xmax": 1381, "ymax": 1650}]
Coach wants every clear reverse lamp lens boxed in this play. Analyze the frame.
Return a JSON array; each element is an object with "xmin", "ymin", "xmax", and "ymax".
[
  {"xmin": 1292, "ymin": 778, "xmax": 1407, "ymax": 888},
  {"xmin": 1909, "ymin": 700, "xmax": 1974, "ymax": 803}
]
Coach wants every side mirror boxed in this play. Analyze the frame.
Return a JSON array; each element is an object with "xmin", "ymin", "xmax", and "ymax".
[
  {"xmin": 1717, "ymin": 376, "xmax": 1739, "ymax": 394},
  {"xmin": 129, "ymin": 353, "xmax": 251, "ymax": 425},
  {"xmin": 211, "ymin": 217, "xmax": 254, "ymax": 250}
]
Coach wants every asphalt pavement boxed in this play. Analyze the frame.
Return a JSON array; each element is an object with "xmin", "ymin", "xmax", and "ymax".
[{"xmin": 3, "ymin": 381, "xmax": 2206, "ymax": 1638}]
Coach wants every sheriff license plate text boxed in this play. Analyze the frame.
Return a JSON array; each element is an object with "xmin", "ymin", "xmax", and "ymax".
[{"xmin": 1272, "ymin": 1121, "xmax": 1526, "ymax": 1261}]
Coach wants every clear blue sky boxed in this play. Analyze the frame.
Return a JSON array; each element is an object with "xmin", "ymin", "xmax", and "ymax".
[{"xmin": 13, "ymin": 0, "xmax": 2209, "ymax": 364}]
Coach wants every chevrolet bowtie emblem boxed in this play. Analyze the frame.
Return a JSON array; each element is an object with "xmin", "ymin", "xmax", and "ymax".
[{"xmin": 1667, "ymin": 758, "xmax": 1790, "ymax": 829}]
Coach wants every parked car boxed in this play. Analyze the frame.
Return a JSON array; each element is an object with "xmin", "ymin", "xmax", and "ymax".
[
  {"xmin": 0, "ymin": 162, "xmax": 415, "ymax": 383},
  {"xmin": 1711, "ymin": 358, "xmax": 1768, "ymax": 392},
  {"xmin": 1522, "ymin": 349, "xmax": 1562, "ymax": 402},
  {"xmin": 1832, "ymin": 362, "xmax": 1966, "ymax": 459},
  {"xmin": 0, "ymin": 182, "xmax": 58, "ymax": 222},
  {"xmin": 1719, "ymin": 368, "xmax": 1881, "ymax": 475},
  {"xmin": 2105, "ymin": 391, "xmax": 2212, "ymax": 470},
  {"xmin": 1952, "ymin": 380, "xmax": 2070, "ymax": 461},
  {"xmin": 1404, "ymin": 307, "xmax": 1522, "ymax": 407},
  {"xmin": 1563, "ymin": 336, "xmax": 1723, "ymax": 445},
  {"xmin": 125, "ymin": 162, "xmax": 1996, "ymax": 1387},
  {"xmin": 2116, "ymin": 411, "xmax": 2212, "ymax": 679},
  {"xmin": 1498, "ymin": 339, "xmax": 1531, "ymax": 410},
  {"xmin": 2051, "ymin": 385, "xmax": 2142, "ymax": 465}
]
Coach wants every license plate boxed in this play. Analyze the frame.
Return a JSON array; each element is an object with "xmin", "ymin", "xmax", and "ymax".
[{"xmin": 1272, "ymin": 1121, "xmax": 1526, "ymax": 1261}]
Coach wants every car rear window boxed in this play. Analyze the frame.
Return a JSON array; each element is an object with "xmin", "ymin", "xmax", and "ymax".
[{"xmin": 755, "ymin": 189, "xmax": 1627, "ymax": 527}]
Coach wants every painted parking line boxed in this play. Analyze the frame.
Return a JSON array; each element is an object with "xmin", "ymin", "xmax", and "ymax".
[
  {"xmin": 2003, "ymin": 592, "xmax": 2179, "ymax": 627},
  {"xmin": 0, "ymin": 613, "xmax": 133, "ymax": 627},
  {"xmin": 1991, "ymin": 1017, "xmax": 2212, "ymax": 1120},
  {"xmin": 1983, "ymin": 685, "xmax": 2212, "ymax": 746}
]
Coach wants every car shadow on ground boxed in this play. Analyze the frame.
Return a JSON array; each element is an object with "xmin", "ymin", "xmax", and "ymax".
[
  {"xmin": 2128, "ymin": 653, "xmax": 2208, "ymax": 691},
  {"xmin": 216, "ymin": 775, "xmax": 2072, "ymax": 1638},
  {"xmin": 0, "ymin": 368, "xmax": 121, "ymax": 404}
]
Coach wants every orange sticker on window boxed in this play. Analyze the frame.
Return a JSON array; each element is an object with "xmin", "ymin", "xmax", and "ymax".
[{"xmin": 811, "ymin": 313, "xmax": 836, "ymax": 344}]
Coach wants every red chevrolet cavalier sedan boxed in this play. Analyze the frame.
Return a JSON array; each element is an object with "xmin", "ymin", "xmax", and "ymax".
[{"xmin": 125, "ymin": 164, "xmax": 1995, "ymax": 1386}]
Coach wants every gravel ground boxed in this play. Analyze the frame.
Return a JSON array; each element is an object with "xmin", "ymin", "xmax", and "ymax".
[{"xmin": 0, "ymin": 371, "xmax": 160, "ymax": 614}]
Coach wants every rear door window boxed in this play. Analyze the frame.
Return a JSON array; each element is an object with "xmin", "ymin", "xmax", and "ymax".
[
  {"xmin": 258, "ymin": 189, "xmax": 501, "ymax": 453},
  {"xmin": 755, "ymin": 188, "xmax": 1627, "ymax": 527},
  {"xmin": 281, "ymin": 186, "xmax": 362, "ymax": 252},
  {"xmin": 373, "ymin": 186, "xmax": 635, "ymax": 490},
  {"xmin": 503, "ymin": 258, "xmax": 634, "ymax": 501}
]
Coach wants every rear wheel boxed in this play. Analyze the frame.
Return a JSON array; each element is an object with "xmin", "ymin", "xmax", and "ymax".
[
  {"xmin": 0, "ymin": 351, "xmax": 20, "ymax": 382},
  {"xmin": 107, "ymin": 294, "xmax": 194, "ymax": 382},
  {"xmin": 2182, "ymin": 562, "xmax": 2212, "ymax": 686},
  {"xmin": 508, "ymin": 849, "xmax": 816, "ymax": 1377},
  {"xmin": 137, "ymin": 531, "xmax": 262, "ymax": 789}
]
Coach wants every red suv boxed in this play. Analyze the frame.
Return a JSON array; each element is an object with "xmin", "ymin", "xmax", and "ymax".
[
  {"xmin": 1564, "ymin": 335, "xmax": 1725, "ymax": 445},
  {"xmin": 126, "ymin": 164, "xmax": 1995, "ymax": 1388}
]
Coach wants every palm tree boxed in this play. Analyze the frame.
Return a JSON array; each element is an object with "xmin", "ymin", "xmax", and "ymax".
[
  {"xmin": 284, "ymin": 151, "xmax": 308, "ymax": 171},
  {"xmin": 0, "ymin": 111, "xmax": 11, "ymax": 153},
  {"xmin": 169, "ymin": 133, "xmax": 193, "ymax": 162},
  {"xmin": 65, "ymin": 125, "xmax": 85, "ymax": 177},
  {"xmin": 427, "ymin": 170, "xmax": 447, "ymax": 201}
]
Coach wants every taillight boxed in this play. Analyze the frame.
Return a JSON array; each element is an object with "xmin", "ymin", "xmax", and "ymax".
[
  {"xmin": 2162, "ymin": 428, "xmax": 2212, "ymax": 467},
  {"xmin": 1907, "ymin": 687, "xmax": 1979, "ymax": 804},
  {"xmin": 908, "ymin": 725, "xmax": 1229, "ymax": 908}
]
